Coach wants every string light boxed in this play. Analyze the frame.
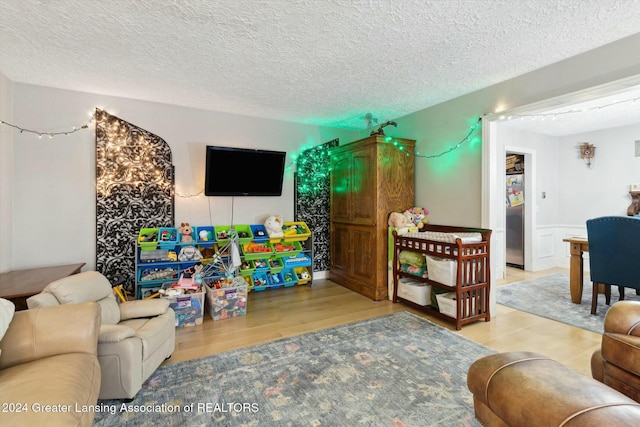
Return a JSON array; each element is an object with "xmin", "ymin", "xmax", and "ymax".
[
  {"xmin": 503, "ymin": 96, "xmax": 640, "ymax": 121},
  {"xmin": 95, "ymin": 109, "xmax": 173, "ymax": 198},
  {"xmin": 0, "ymin": 113, "xmax": 95, "ymax": 138}
]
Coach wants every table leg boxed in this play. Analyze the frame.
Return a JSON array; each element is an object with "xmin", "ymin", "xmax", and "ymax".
[{"xmin": 568, "ymin": 243, "xmax": 584, "ymax": 304}]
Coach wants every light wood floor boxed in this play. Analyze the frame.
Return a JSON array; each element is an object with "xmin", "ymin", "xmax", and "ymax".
[{"xmin": 167, "ymin": 267, "xmax": 601, "ymax": 377}]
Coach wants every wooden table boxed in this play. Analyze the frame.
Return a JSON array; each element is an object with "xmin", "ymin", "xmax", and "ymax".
[
  {"xmin": 0, "ymin": 263, "xmax": 85, "ymax": 310},
  {"xmin": 562, "ymin": 237, "xmax": 588, "ymax": 304}
]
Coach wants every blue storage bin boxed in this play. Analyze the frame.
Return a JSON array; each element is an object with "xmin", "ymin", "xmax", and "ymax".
[
  {"xmin": 268, "ymin": 272, "xmax": 284, "ymax": 288},
  {"xmin": 158, "ymin": 227, "xmax": 178, "ymax": 249},
  {"xmin": 252, "ymin": 272, "xmax": 270, "ymax": 291},
  {"xmin": 282, "ymin": 253, "xmax": 312, "ymax": 268},
  {"xmin": 281, "ymin": 268, "xmax": 298, "ymax": 286},
  {"xmin": 196, "ymin": 226, "xmax": 215, "ymax": 248},
  {"xmin": 250, "ymin": 224, "xmax": 269, "ymax": 242}
]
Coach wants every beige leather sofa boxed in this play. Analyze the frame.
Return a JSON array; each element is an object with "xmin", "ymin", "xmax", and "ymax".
[
  {"xmin": 0, "ymin": 302, "xmax": 101, "ymax": 427},
  {"xmin": 27, "ymin": 271, "xmax": 176, "ymax": 400}
]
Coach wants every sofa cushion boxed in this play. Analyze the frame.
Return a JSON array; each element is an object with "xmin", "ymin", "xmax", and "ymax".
[
  {"xmin": 0, "ymin": 352, "xmax": 101, "ymax": 427},
  {"xmin": 45, "ymin": 271, "xmax": 113, "ymax": 304}
]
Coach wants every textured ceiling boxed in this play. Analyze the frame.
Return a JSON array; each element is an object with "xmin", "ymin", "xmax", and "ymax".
[{"xmin": 1, "ymin": 0, "xmax": 640, "ymax": 131}]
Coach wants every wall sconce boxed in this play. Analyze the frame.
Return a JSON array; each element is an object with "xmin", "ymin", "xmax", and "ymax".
[{"xmin": 579, "ymin": 142, "xmax": 596, "ymax": 168}]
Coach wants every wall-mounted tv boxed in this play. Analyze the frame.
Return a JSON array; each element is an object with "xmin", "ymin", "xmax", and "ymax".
[{"xmin": 204, "ymin": 145, "xmax": 286, "ymax": 196}]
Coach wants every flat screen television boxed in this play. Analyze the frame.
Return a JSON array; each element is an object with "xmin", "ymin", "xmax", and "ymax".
[{"xmin": 204, "ymin": 145, "xmax": 286, "ymax": 196}]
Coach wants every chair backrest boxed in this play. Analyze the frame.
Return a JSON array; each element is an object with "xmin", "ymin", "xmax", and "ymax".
[
  {"xmin": 586, "ymin": 216, "xmax": 640, "ymax": 288},
  {"xmin": 27, "ymin": 271, "xmax": 121, "ymax": 325}
]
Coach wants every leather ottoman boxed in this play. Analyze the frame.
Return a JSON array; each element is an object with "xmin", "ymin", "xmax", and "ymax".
[{"xmin": 467, "ymin": 352, "xmax": 640, "ymax": 426}]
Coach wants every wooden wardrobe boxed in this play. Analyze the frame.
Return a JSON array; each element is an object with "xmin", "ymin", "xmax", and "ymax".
[{"xmin": 329, "ymin": 135, "xmax": 415, "ymax": 301}]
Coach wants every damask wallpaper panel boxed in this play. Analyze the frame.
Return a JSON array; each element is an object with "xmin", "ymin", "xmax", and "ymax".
[
  {"xmin": 95, "ymin": 109, "xmax": 174, "ymax": 289},
  {"xmin": 294, "ymin": 138, "xmax": 339, "ymax": 272}
]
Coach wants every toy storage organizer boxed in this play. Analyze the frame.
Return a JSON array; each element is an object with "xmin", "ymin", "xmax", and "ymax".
[
  {"xmin": 134, "ymin": 223, "xmax": 313, "ymax": 316},
  {"xmin": 391, "ymin": 224, "xmax": 492, "ymax": 330}
]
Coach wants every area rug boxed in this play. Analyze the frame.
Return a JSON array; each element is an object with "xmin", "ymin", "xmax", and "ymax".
[
  {"xmin": 496, "ymin": 273, "xmax": 640, "ymax": 334},
  {"xmin": 93, "ymin": 312, "xmax": 493, "ymax": 427}
]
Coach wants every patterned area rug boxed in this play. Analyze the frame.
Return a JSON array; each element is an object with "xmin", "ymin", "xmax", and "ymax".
[
  {"xmin": 496, "ymin": 273, "xmax": 640, "ymax": 334},
  {"xmin": 94, "ymin": 312, "xmax": 493, "ymax": 426}
]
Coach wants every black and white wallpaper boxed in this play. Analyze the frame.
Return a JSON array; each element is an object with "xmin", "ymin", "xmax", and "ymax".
[
  {"xmin": 95, "ymin": 109, "xmax": 174, "ymax": 290},
  {"xmin": 294, "ymin": 138, "xmax": 339, "ymax": 272}
]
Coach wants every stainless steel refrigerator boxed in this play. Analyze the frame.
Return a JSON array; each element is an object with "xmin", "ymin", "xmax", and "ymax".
[{"xmin": 506, "ymin": 173, "xmax": 524, "ymax": 268}]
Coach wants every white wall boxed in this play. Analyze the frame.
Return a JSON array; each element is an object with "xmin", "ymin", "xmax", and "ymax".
[
  {"xmin": 391, "ymin": 33, "xmax": 640, "ymax": 228},
  {"xmin": 489, "ymin": 123, "xmax": 640, "ymax": 273},
  {"xmin": 0, "ymin": 72, "xmax": 13, "ymax": 272},
  {"xmin": 7, "ymin": 83, "xmax": 357, "ymax": 271}
]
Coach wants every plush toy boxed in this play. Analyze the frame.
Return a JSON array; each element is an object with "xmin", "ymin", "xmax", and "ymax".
[
  {"xmin": 388, "ymin": 212, "xmax": 412, "ymax": 235},
  {"xmin": 402, "ymin": 211, "xmax": 419, "ymax": 233},
  {"xmin": 264, "ymin": 215, "xmax": 284, "ymax": 238},
  {"xmin": 405, "ymin": 207, "xmax": 429, "ymax": 229},
  {"xmin": 178, "ymin": 245, "xmax": 202, "ymax": 261},
  {"xmin": 179, "ymin": 222, "xmax": 194, "ymax": 242},
  {"xmin": 198, "ymin": 229, "xmax": 211, "ymax": 241}
]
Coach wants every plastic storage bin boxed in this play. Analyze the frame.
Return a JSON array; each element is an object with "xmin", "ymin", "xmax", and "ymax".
[
  {"xmin": 196, "ymin": 226, "xmax": 215, "ymax": 248},
  {"xmin": 242, "ymin": 242, "xmax": 274, "ymax": 260},
  {"xmin": 251, "ymin": 272, "xmax": 270, "ymax": 291},
  {"xmin": 250, "ymin": 224, "xmax": 269, "ymax": 242},
  {"xmin": 268, "ymin": 257, "xmax": 283, "ymax": 273},
  {"xmin": 138, "ymin": 228, "xmax": 159, "ymax": 251},
  {"xmin": 294, "ymin": 267, "xmax": 312, "ymax": 285},
  {"xmin": 281, "ymin": 253, "xmax": 312, "ymax": 268},
  {"xmin": 252, "ymin": 259, "xmax": 269, "ymax": 271},
  {"xmin": 281, "ymin": 221, "xmax": 311, "ymax": 241},
  {"xmin": 281, "ymin": 268, "xmax": 298, "ymax": 287},
  {"xmin": 137, "ymin": 263, "xmax": 180, "ymax": 283},
  {"xmin": 205, "ymin": 283, "xmax": 248, "ymax": 321},
  {"xmin": 178, "ymin": 227, "xmax": 197, "ymax": 246},
  {"xmin": 158, "ymin": 227, "xmax": 178, "ymax": 249},
  {"xmin": 273, "ymin": 240, "xmax": 302, "ymax": 257},
  {"xmin": 161, "ymin": 288, "xmax": 205, "ymax": 327}
]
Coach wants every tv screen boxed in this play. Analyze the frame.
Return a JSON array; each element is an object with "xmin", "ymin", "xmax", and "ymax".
[{"xmin": 204, "ymin": 146, "xmax": 286, "ymax": 196}]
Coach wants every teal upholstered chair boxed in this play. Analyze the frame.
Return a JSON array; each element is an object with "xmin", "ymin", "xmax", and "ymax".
[{"xmin": 586, "ymin": 216, "xmax": 640, "ymax": 315}]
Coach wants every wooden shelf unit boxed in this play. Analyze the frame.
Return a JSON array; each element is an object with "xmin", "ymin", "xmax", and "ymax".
[{"xmin": 391, "ymin": 225, "xmax": 492, "ymax": 330}]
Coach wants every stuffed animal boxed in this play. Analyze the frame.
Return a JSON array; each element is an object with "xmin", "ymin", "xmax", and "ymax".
[
  {"xmin": 178, "ymin": 245, "xmax": 202, "ymax": 261},
  {"xmin": 265, "ymin": 215, "xmax": 284, "ymax": 238},
  {"xmin": 179, "ymin": 222, "xmax": 194, "ymax": 242},
  {"xmin": 405, "ymin": 207, "xmax": 429, "ymax": 229},
  {"xmin": 402, "ymin": 211, "xmax": 419, "ymax": 233},
  {"xmin": 388, "ymin": 211, "xmax": 412, "ymax": 235}
]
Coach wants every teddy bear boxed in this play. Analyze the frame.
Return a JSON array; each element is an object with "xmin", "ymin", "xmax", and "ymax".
[
  {"xmin": 388, "ymin": 211, "xmax": 412, "ymax": 235},
  {"xmin": 264, "ymin": 215, "xmax": 284, "ymax": 238},
  {"xmin": 405, "ymin": 207, "xmax": 429, "ymax": 229},
  {"xmin": 179, "ymin": 222, "xmax": 194, "ymax": 242}
]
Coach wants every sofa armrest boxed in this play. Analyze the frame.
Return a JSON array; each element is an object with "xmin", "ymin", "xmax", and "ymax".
[
  {"xmin": 119, "ymin": 299, "xmax": 170, "ymax": 321},
  {"xmin": 99, "ymin": 324, "xmax": 136, "ymax": 343},
  {"xmin": 604, "ymin": 301, "xmax": 640, "ymax": 336},
  {"xmin": 0, "ymin": 302, "xmax": 101, "ymax": 370}
]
